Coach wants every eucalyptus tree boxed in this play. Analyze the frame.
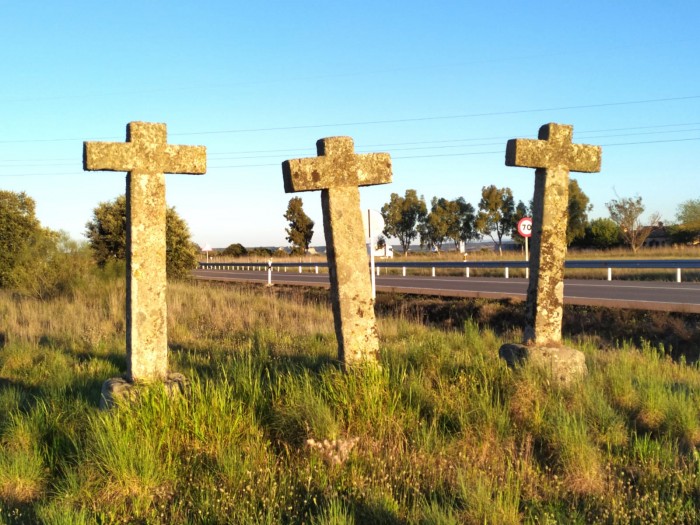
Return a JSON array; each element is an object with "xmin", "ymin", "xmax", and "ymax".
[{"xmin": 381, "ymin": 189, "xmax": 427, "ymax": 255}]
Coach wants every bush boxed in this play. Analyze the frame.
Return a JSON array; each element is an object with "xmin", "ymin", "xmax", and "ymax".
[
  {"xmin": 221, "ymin": 243, "xmax": 248, "ymax": 257},
  {"xmin": 85, "ymin": 195, "xmax": 198, "ymax": 279},
  {"xmin": 579, "ymin": 218, "xmax": 622, "ymax": 249}
]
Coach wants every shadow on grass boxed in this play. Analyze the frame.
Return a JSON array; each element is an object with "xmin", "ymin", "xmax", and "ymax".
[
  {"xmin": 0, "ymin": 339, "xmax": 126, "ymax": 410},
  {"xmin": 170, "ymin": 342, "xmax": 340, "ymax": 379}
]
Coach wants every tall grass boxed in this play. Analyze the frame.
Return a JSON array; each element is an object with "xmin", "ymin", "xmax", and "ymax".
[{"xmin": 0, "ymin": 275, "xmax": 698, "ymax": 523}]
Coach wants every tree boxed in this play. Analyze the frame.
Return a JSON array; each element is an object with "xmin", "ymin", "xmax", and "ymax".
[
  {"xmin": 284, "ymin": 197, "xmax": 315, "ymax": 255},
  {"xmin": 510, "ymin": 200, "xmax": 530, "ymax": 247},
  {"xmin": 85, "ymin": 195, "xmax": 199, "ymax": 279},
  {"xmin": 381, "ymin": 189, "xmax": 427, "ymax": 256},
  {"xmin": 165, "ymin": 209, "xmax": 199, "ymax": 278},
  {"xmin": 417, "ymin": 197, "xmax": 460, "ymax": 252},
  {"xmin": 675, "ymin": 198, "xmax": 700, "ymax": 242},
  {"xmin": 0, "ymin": 191, "xmax": 43, "ymax": 288},
  {"xmin": 475, "ymin": 185, "xmax": 515, "ymax": 255},
  {"xmin": 0, "ymin": 191, "xmax": 92, "ymax": 297},
  {"xmin": 583, "ymin": 218, "xmax": 622, "ymax": 249},
  {"xmin": 85, "ymin": 196, "xmax": 126, "ymax": 265},
  {"xmin": 454, "ymin": 197, "xmax": 479, "ymax": 248},
  {"xmin": 221, "ymin": 243, "xmax": 248, "ymax": 257},
  {"xmin": 606, "ymin": 195, "xmax": 660, "ymax": 253},
  {"xmin": 567, "ymin": 179, "xmax": 592, "ymax": 246}
]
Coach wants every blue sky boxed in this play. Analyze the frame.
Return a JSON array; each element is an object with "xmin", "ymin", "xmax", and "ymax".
[{"xmin": 1, "ymin": 1, "xmax": 698, "ymax": 248}]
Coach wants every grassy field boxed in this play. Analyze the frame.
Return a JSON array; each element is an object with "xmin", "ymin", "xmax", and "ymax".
[{"xmin": 0, "ymin": 274, "xmax": 699, "ymax": 524}]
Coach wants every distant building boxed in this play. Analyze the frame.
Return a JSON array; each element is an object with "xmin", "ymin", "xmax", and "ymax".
[
  {"xmin": 642, "ymin": 224, "xmax": 670, "ymax": 248},
  {"xmin": 371, "ymin": 245, "xmax": 394, "ymax": 258}
]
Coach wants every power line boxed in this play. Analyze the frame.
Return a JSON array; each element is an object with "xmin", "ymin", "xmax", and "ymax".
[
  {"xmin": 207, "ymin": 122, "xmax": 700, "ymax": 157},
  {"xmin": 173, "ymin": 95, "xmax": 700, "ymax": 137},
  {"xmin": 3, "ymin": 123, "xmax": 699, "ymax": 166},
  {"xmin": 1, "ymin": 95, "xmax": 699, "ymax": 145}
]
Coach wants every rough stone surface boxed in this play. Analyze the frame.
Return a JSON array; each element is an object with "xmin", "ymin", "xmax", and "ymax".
[
  {"xmin": 99, "ymin": 373, "xmax": 188, "ymax": 410},
  {"xmin": 499, "ymin": 343, "xmax": 588, "ymax": 385},
  {"xmin": 505, "ymin": 123, "xmax": 601, "ymax": 345},
  {"xmin": 84, "ymin": 122, "xmax": 206, "ymax": 382},
  {"xmin": 282, "ymin": 137, "xmax": 392, "ymax": 366}
]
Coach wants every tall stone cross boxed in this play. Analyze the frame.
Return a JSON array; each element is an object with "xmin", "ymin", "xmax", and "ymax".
[
  {"xmin": 506, "ymin": 123, "xmax": 601, "ymax": 345},
  {"xmin": 282, "ymin": 137, "xmax": 392, "ymax": 366},
  {"xmin": 84, "ymin": 122, "xmax": 206, "ymax": 383}
]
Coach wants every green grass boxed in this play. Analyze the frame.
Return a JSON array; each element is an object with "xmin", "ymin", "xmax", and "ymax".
[{"xmin": 0, "ymin": 278, "xmax": 699, "ymax": 523}]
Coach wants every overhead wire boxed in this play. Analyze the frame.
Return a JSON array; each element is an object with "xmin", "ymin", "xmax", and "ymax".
[
  {"xmin": 0, "ymin": 94, "xmax": 699, "ymax": 145},
  {"xmin": 1, "ymin": 110, "xmax": 699, "ymax": 174}
]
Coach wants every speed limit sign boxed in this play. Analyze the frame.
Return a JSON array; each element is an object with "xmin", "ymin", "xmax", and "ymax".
[{"xmin": 517, "ymin": 217, "xmax": 533, "ymax": 238}]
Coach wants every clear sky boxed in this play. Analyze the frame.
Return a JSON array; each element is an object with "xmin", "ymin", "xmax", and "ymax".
[{"xmin": 2, "ymin": 1, "xmax": 698, "ymax": 249}]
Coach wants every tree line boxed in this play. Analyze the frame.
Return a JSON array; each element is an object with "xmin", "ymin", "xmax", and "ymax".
[
  {"xmin": 0, "ymin": 191, "xmax": 199, "ymax": 298},
  {"xmin": 282, "ymin": 184, "xmax": 700, "ymax": 256},
  {"xmin": 1, "ymin": 186, "xmax": 699, "ymax": 298}
]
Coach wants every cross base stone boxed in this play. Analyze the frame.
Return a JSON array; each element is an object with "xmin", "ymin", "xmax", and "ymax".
[
  {"xmin": 99, "ymin": 372, "xmax": 188, "ymax": 410},
  {"xmin": 499, "ymin": 343, "xmax": 587, "ymax": 386}
]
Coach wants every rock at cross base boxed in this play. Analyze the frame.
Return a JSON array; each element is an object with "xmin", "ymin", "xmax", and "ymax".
[
  {"xmin": 99, "ymin": 373, "xmax": 188, "ymax": 410},
  {"xmin": 500, "ymin": 123, "xmax": 602, "ymax": 385},
  {"xmin": 499, "ymin": 344, "xmax": 587, "ymax": 387},
  {"xmin": 83, "ymin": 121, "xmax": 206, "ymax": 405},
  {"xmin": 282, "ymin": 137, "xmax": 392, "ymax": 367}
]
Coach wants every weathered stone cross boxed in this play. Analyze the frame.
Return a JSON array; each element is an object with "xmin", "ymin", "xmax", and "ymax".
[
  {"xmin": 282, "ymin": 137, "xmax": 392, "ymax": 366},
  {"xmin": 506, "ymin": 123, "xmax": 601, "ymax": 345},
  {"xmin": 84, "ymin": 122, "xmax": 206, "ymax": 383}
]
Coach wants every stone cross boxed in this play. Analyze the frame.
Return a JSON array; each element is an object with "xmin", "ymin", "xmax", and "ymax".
[
  {"xmin": 84, "ymin": 122, "xmax": 206, "ymax": 383},
  {"xmin": 506, "ymin": 123, "xmax": 601, "ymax": 345},
  {"xmin": 282, "ymin": 137, "xmax": 392, "ymax": 366}
]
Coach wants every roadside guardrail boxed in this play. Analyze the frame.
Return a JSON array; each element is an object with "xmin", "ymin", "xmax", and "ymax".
[{"xmin": 199, "ymin": 259, "xmax": 700, "ymax": 283}]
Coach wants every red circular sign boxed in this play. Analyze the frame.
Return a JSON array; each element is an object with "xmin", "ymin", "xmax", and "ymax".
[{"xmin": 517, "ymin": 217, "xmax": 533, "ymax": 238}]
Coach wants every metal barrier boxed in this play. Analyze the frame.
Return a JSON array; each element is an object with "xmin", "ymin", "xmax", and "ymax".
[{"xmin": 199, "ymin": 259, "xmax": 700, "ymax": 283}]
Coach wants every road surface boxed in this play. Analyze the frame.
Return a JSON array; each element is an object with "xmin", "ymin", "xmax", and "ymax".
[{"xmin": 193, "ymin": 269, "xmax": 700, "ymax": 314}]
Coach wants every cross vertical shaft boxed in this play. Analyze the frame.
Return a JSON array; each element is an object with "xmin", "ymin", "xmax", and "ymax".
[
  {"xmin": 126, "ymin": 170, "xmax": 167, "ymax": 381},
  {"xmin": 322, "ymin": 186, "xmax": 379, "ymax": 363},
  {"xmin": 506, "ymin": 123, "xmax": 601, "ymax": 345},
  {"xmin": 282, "ymin": 137, "xmax": 392, "ymax": 366},
  {"xmin": 84, "ymin": 121, "xmax": 206, "ymax": 382}
]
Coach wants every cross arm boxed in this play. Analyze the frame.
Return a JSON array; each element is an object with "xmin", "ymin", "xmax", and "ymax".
[
  {"xmin": 83, "ymin": 142, "xmax": 206, "ymax": 174},
  {"xmin": 162, "ymin": 145, "xmax": 207, "ymax": 175},
  {"xmin": 506, "ymin": 123, "xmax": 602, "ymax": 173},
  {"xmin": 282, "ymin": 154, "xmax": 392, "ymax": 193},
  {"xmin": 83, "ymin": 141, "xmax": 135, "ymax": 172}
]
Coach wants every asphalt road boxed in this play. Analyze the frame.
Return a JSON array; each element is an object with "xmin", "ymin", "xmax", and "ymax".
[{"xmin": 193, "ymin": 269, "xmax": 700, "ymax": 314}]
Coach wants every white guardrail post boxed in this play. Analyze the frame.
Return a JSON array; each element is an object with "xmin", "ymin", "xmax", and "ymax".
[
  {"xmin": 402, "ymin": 266, "xmax": 406, "ymax": 277},
  {"xmin": 677, "ymin": 268, "xmax": 682, "ymax": 283},
  {"xmin": 607, "ymin": 268, "xmax": 612, "ymax": 281}
]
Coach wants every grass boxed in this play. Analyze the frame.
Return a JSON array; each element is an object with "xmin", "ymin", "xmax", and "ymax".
[{"xmin": 0, "ymin": 275, "xmax": 698, "ymax": 523}]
